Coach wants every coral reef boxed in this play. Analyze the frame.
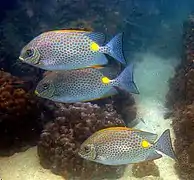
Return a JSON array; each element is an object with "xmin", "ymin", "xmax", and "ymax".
[
  {"xmin": 165, "ymin": 15, "xmax": 194, "ymax": 180},
  {"xmin": 0, "ymin": 70, "xmax": 48, "ymax": 156},
  {"xmin": 132, "ymin": 161, "xmax": 160, "ymax": 178},
  {"xmin": 38, "ymin": 102, "xmax": 126, "ymax": 180}
]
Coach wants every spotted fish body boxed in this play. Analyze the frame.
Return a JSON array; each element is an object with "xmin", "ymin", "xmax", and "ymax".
[
  {"xmin": 78, "ymin": 127, "xmax": 176, "ymax": 165},
  {"xmin": 19, "ymin": 30, "xmax": 126, "ymax": 71},
  {"xmin": 35, "ymin": 64, "xmax": 139, "ymax": 103}
]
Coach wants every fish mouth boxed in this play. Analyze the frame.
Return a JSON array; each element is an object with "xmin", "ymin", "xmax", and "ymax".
[{"xmin": 19, "ymin": 56, "xmax": 24, "ymax": 61}]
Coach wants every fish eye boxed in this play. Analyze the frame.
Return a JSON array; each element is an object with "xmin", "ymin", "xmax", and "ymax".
[
  {"xmin": 42, "ymin": 83, "xmax": 50, "ymax": 89},
  {"xmin": 26, "ymin": 49, "xmax": 34, "ymax": 57},
  {"xmin": 83, "ymin": 145, "xmax": 91, "ymax": 153}
]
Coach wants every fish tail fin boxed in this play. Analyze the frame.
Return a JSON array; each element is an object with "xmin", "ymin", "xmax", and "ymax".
[
  {"xmin": 105, "ymin": 33, "xmax": 126, "ymax": 65},
  {"xmin": 154, "ymin": 129, "xmax": 177, "ymax": 160},
  {"xmin": 116, "ymin": 63, "xmax": 139, "ymax": 94}
]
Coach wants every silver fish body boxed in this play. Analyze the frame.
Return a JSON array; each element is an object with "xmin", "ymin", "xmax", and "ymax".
[
  {"xmin": 19, "ymin": 30, "xmax": 126, "ymax": 70},
  {"xmin": 35, "ymin": 64, "xmax": 139, "ymax": 103},
  {"xmin": 78, "ymin": 127, "xmax": 176, "ymax": 165}
]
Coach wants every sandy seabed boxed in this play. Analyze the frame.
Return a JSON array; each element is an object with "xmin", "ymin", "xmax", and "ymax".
[
  {"xmin": 0, "ymin": 147, "xmax": 64, "ymax": 180},
  {"xmin": 0, "ymin": 53, "xmax": 181, "ymax": 180}
]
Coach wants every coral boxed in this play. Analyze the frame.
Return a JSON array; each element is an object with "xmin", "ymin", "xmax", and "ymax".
[
  {"xmin": 172, "ymin": 105, "xmax": 194, "ymax": 180},
  {"xmin": 38, "ymin": 102, "xmax": 126, "ymax": 180},
  {"xmin": 112, "ymin": 89, "xmax": 137, "ymax": 126},
  {"xmin": 0, "ymin": 70, "xmax": 45, "ymax": 156},
  {"xmin": 165, "ymin": 15, "xmax": 194, "ymax": 180},
  {"xmin": 132, "ymin": 161, "xmax": 160, "ymax": 178}
]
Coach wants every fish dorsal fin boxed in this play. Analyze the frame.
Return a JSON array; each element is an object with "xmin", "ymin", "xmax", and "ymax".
[
  {"xmin": 137, "ymin": 131, "xmax": 158, "ymax": 144},
  {"xmin": 80, "ymin": 88, "xmax": 117, "ymax": 103},
  {"xmin": 62, "ymin": 27, "xmax": 92, "ymax": 32},
  {"xmin": 97, "ymin": 126, "xmax": 141, "ymax": 134},
  {"xmin": 85, "ymin": 32, "xmax": 106, "ymax": 46},
  {"xmin": 51, "ymin": 28, "xmax": 92, "ymax": 33}
]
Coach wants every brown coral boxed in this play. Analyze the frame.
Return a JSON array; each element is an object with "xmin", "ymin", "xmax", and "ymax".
[
  {"xmin": 0, "ymin": 71, "xmax": 36, "ymax": 120},
  {"xmin": 38, "ymin": 102, "xmax": 126, "ymax": 180},
  {"xmin": 0, "ymin": 70, "xmax": 43, "ymax": 156},
  {"xmin": 166, "ymin": 15, "xmax": 194, "ymax": 180}
]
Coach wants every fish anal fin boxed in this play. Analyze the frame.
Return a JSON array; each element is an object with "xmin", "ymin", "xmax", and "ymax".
[
  {"xmin": 81, "ymin": 88, "xmax": 117, "ymax": 103},
  {"xmin": 92, "ymin": 53, "xmax": 108, "ymax": 66},
  {"xmin": 145, "ymin": 150, "xmax": 162, "ymax": 161}
]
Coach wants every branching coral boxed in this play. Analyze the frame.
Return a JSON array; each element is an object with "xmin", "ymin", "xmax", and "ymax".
[
  {"xmin": 38, "ymin": 102, "xmax": 126, "ymax": 180},
  {"xmin": 166, "ymin": 15, "xmax": 194, "ymax": 180}
]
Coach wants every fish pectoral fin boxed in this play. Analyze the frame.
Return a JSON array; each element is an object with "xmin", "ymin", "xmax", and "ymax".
[
  {"xmin": 85, "ymin": 32, "xmax": 106, "ymax": 46},
  {"xmin": 145, "ymin": 151, "xmax": 162, "ymax": 161}
]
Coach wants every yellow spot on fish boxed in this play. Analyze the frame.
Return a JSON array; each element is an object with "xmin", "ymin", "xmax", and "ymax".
[
  {"xmin": 90, "ymin": 42, "xmax": 99, "ymax": 51},
  {"xmin": 101, "ymin": 76, "xmax": 110, "ymax": 84},
  {"xmin": 141, "ymin": 140, "xmax": 150, "ymax": 148}
]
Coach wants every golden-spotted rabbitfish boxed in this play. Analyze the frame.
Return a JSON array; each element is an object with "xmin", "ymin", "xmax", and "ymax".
[
  {"xmin": 34, "ymin": 64, "xmax": 139, "ymax": 103},
  {"xmin": 19, "ymin": 29, "xmax": 126, "ymax": 71},
  {"xmin": 78, "ymin": 127, "xmax": 176, "ymax": 165}
]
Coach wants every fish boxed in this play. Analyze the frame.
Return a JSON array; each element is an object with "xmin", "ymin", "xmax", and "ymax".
[
  {"xmin": 34, "ymin": 63, "xmax": 139, "ymax": 103},
  {"xmin": 78, "ymin": 127, "xmax": 176, "ymax": 165},
  {"xmin": 19, "ymin": 29, "xmax": 126, "ymax": 71}
]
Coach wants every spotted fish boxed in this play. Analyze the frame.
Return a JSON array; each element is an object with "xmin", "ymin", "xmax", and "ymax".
[
  {"xmin": 34, "ymin": 64, "xmax": 139, "ymax": 103},
  {"xmin": 78, "ymin": 127, "xmax": 176, "ymax": 165},
  {"xmin": 19, "ymin": 29, "xmax": 126, "ymax": 71}
]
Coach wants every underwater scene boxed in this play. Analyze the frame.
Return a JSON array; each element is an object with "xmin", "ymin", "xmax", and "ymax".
[{"xmin": 1, "ymin": 0, "xmax": 194, "ymax": 180}]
